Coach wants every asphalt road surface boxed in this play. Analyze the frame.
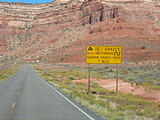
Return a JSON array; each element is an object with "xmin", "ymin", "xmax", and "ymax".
[{"xmin": 0, "ymin": 65, "xmax": 104, "ymax": 120}]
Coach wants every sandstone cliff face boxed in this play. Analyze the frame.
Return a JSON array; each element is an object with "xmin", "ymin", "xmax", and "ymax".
[{"xmin": 0, "ymin": 0, "xmax": 159, "ymax": 63}]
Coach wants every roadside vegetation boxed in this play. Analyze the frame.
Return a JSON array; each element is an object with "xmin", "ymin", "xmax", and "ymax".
[
  {"xmin": 119, "ymin": 64, "xmax": 160, "ymax": 90},
  {"xmin": 34, "ymin": 63, "xmax": 160, "ymax": 120},
  {"xmin": 0, "ymin": 65, "xmax": 20, "ymax": 82}
]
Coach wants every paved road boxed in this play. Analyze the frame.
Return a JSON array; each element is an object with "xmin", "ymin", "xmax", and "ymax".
[{"xmin": 0, "ymin": 65, "xmax": 104, "ymax": 120}]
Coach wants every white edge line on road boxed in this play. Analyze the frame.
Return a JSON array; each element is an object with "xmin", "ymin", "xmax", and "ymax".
[{"xmin": 34, "ymin": 71, "xmax": 95, "ymax": 120}]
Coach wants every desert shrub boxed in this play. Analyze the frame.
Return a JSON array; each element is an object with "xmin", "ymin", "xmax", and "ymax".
[
  {"xmin": 70, "ymin": 83, "xmax": 76, "ymax": 88},
  {"xmin": 141, "ymin": 45, "xmax": 146, "ymax": 49},
  {"xmin": 113, "ymin": 112, "xmax": 125, "ymax": 120},
  {"xmin": 118, "ymin": 105, "xmax": 126, "ymax": 111},
  {"xmin": 134, "ymin": 79, "xmax": 143, "ymax": 85},
  {"xmin": 108, "ymin": 69, "xmax": 113, "ymax": 72},
  {"xmin": 91, "ymin": 82, "xmax": 99, "ymax": 87},
  {"xmin": 127, "ymin": 67, "xmax": 132, "ymax": 71},
  {"xmin": 137, "ymin": 109, "xmax": 144, "ymax": 116},
  {"xmin": 126, "ymin": 105, "xmax": 137, "ymax": 110},
  {"xmin": 0, "ymin": 74, "xmax": 6, "ymax": 79},
  {"xmin": 68, "ymin": 76, "xmax": 75, "ymax": 80},
  {"xmin": 60, "ymin": 58, "xmax": 64, "ymax": 61},
  {"xmin": 125, "ymin": 76, "xmax": 135, "ymax": 82},
  {"xmin": 144, "ymin": 107, "xmax": 156, "ymax": 118},
  {"xmin": 104, "ymin": 67, "xmax": 109, "ymax": 69},
  {"xmin": 157, "ymin": 114, "xmax": 160, "ymax": 119}
]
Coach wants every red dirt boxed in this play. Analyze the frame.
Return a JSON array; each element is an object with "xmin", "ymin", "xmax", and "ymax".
[{"xmin": 73, "ymin": 78, "xmax": 160, "ymax": 103}]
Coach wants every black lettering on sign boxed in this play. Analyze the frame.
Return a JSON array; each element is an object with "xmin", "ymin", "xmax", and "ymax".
[
  {"xmin": 95, "ymin": 52, "xmax": 114, "ymax": 55},
  {"xmin": 114, "ymin": 51, "xmax": 121, "ymax": 56},
  {"xmin": 100, "ymin": 56, "xmax": 111, "ymax": 59},
  {"xmin": 95, "ymin": 47, "xmax": 100, "ymax": 51},
  {"xmin": 113, "ymin": 56, "xmax": 120, "ymax": 59},
  {"xmin": 88, "ymin": 47, "xmax": 93, "ymax": 51},
  {"xmin": 89, "ymin": 52, "xmax": 95, "ymax": 55}
]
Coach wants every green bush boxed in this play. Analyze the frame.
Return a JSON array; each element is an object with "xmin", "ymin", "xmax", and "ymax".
[
  {"xmin": 91, "ymin": 82, "xmax": 99, "ymax": 87},
  {"xmin": 118, "ymin": 105, "xmax": 126, "ymax": 111},
  {"xmin": 70, "ymin": 83, "xmax": 76, "ymax": 88},
  {"xmin": 141, "ymin": 45, "xmax": 146, "ymax": 49},
  {"xmin": 68, "ymin": 76, "xmax": 75, "ymax": 80},
  {"xmin": 104, "ymin": 67, "xmax": 109, "ymax": 69},
  {"xmin": 126, "ymin": 105, "xmax": 137, "ymax": 110},
  {"xmin": 137, "ymin": 109, "xmax": 144, "ymax": 116},
  {"xmin": 0, "ymin": 74, "xmax": 6, "ymax": 79},
  {"xmin": 144, "ymin": 107, "xmax": 156, "ymax": 118},
  {"xmin": 108, "ymin": 69, "xmax": 113, "ymax": 72},
  {"xmin": 60, "ymin": 58, "xmax": 64, "ymax": 61},
  {"xmin": 157, "ymin": 114, "xmax": 160, "ymax": 119}
]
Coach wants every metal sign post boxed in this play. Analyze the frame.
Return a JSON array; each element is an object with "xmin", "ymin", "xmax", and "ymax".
[
  {"xmin": 116, "ymin": 64, "xmax": 119, "ymax": 93},
  {"xmin": 87, "ymin": 64, "xmax": 91, "ymax": 95}
]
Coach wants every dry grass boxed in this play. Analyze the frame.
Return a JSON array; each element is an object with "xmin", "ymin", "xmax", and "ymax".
[
  {"xmin": 34, "ymin": 64, "xmax": 160, "ymax": 120},
  {"xmin": 0, "ymin": 65, "xmax": 20, "ymax": 82}
]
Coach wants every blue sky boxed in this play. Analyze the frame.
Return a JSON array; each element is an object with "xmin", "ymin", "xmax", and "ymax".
[{"xmin": 0, "ymin": 0, "xmax": 52, "ymax": 3}]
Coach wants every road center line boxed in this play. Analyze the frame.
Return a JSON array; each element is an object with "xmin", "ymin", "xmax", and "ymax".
[
  {"xmin": 16, "ymin": 91, "xmax": 20, "ymax": 98},
  {"xmin": 10, "ymin": 102, "xmax": 16, "ymax": 116},
  {"xmin": 11, "ymin": 102, "xmax": 16, "ymax": 109},
  {"xmin": 35, "ymin": 70, "xmax": 95, "ymax": 120}
]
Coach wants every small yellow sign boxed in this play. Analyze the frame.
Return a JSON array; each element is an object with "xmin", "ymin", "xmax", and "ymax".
[{"xmin": 86, "ymin": 46, "xmax": 122, "ymax": 64}]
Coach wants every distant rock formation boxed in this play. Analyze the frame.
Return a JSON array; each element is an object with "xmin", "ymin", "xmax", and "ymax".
[{"xmin": 0, "ymin": 0, "xmax": 159, "ymax": 63}]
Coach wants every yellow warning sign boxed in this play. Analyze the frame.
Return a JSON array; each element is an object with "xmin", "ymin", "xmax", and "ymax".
[{"xmin": 86, "ymin": 46, "xmax": 122, "ymax": 64}]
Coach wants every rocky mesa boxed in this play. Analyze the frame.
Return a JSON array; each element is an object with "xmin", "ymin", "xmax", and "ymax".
[{"xmin": 0, "ymin": 0, "xmax": 160, "ymax": 63}]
